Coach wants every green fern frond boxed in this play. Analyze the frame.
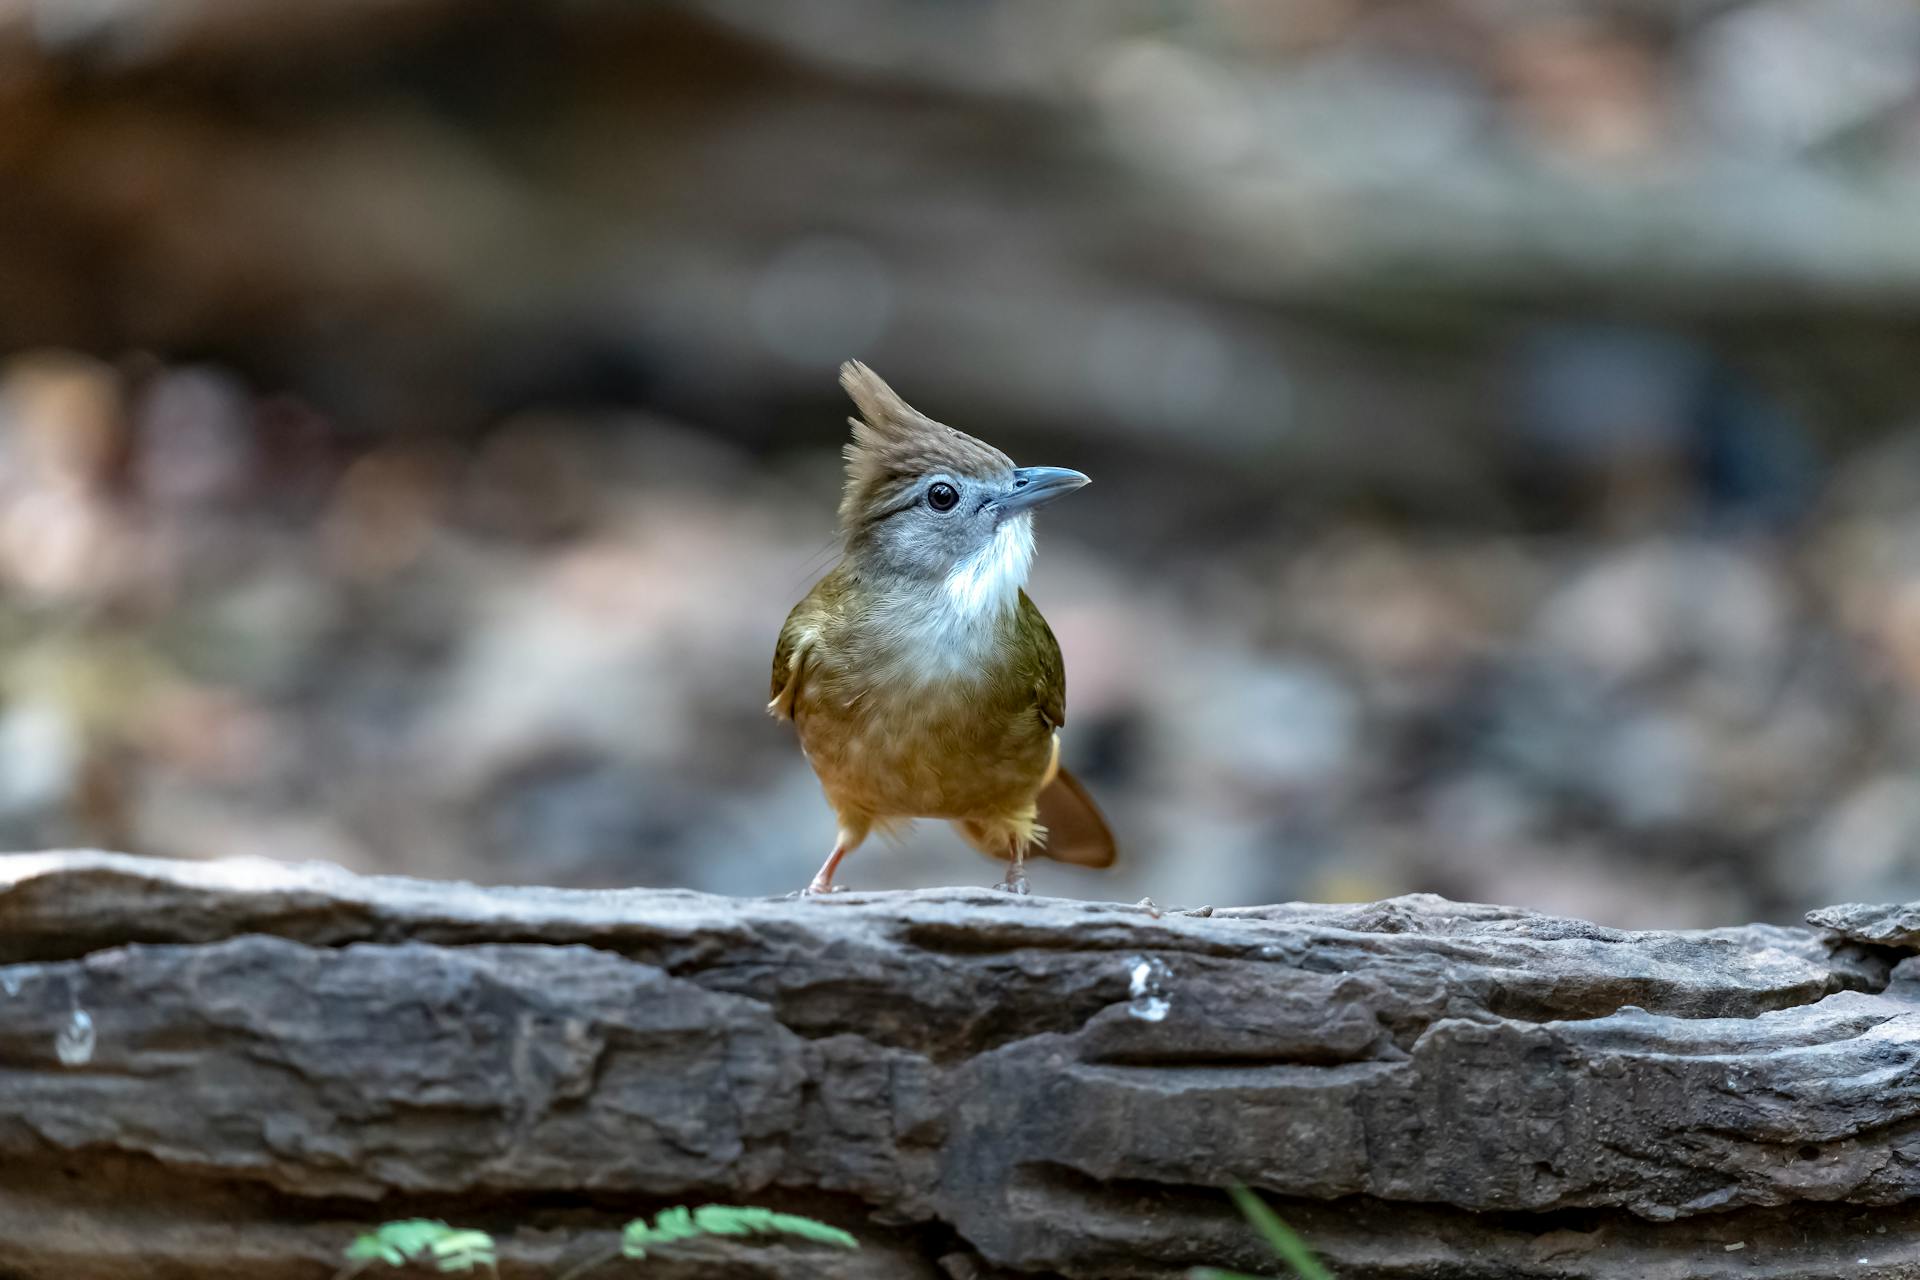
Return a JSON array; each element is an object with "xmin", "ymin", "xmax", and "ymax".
[
  {"xmin": 427, "ymin": 1229, "xmax": 499, "ymax": 1273},
  {"xmin": 342, "ymin": 1220, "xmax": 497, "ymax": 1275},
  {"xmin": 621, "ymin": 1204, "xmax": 858, "ymax": 1259}
]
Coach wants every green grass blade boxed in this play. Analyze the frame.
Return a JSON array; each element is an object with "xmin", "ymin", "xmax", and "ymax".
[{"xmin": 1226, "ymin": 1186, "xmax": 1332, "ymax": 1280}]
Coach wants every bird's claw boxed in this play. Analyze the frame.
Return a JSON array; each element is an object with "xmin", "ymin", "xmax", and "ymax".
[
  {"xmin": 795, "ymin": 882, "xmax": 848, "ymax": 899},
  {"xmin": 992, "ymin": 875, "xmax": 1031, "ymax": 896}
]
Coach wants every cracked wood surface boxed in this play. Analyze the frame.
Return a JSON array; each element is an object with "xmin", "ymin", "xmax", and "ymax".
[{"xmin": 2, "ymin": 851, "xmax": 1919, "ymax": 1278}]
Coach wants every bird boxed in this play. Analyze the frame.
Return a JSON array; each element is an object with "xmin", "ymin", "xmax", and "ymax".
[{"xmin": 769, "ymin": 361, "xmax": 1116, "ymax": 896}]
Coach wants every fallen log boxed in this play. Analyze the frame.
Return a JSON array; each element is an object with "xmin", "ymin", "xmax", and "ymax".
[{"xmin": 0, "ymin": 850, "xmax": 1915, "ymax": 1278}]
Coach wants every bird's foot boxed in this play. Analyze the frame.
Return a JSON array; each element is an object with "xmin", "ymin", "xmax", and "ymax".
[
  {"xmin": 991, "ymin": 871, "xmax": 1031, "ymax": 896},
  {"xmin": 794, "ymin": 881, "xmax": 849, "ymax": 899}
]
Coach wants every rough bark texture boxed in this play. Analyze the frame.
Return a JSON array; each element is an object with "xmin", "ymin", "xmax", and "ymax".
[{"xmin": 4, "ymin": 851, "xmax": 1920, "ymax": 1279}]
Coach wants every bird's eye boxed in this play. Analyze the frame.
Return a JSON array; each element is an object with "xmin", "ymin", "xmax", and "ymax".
[{"xmin": 927, "ymin": 482, "xmax": 959, "ymax": 512}]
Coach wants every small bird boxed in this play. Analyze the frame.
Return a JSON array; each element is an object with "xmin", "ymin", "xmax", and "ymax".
[{"xmin": 769, "ymin": 361, "xmax": 1116, "ymax": 896}]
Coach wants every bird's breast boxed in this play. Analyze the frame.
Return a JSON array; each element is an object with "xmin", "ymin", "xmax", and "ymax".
[{"xmin": 792, "ymin": 648, "xmax": 1051, "ymax": 821}]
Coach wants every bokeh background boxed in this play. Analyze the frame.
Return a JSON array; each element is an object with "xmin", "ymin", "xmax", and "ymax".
[{"xmin": 5, "ymin": 0, "xmax": 1920, "ymax": 925}]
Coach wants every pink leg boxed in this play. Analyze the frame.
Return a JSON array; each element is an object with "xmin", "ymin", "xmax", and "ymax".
[
  {"xmin": 802, "ymin": 821, "xmax": 869, "ymax": 897},
  {"xmin": 805, "ymin": 842, "xmax": 850, "ymax": 896}
]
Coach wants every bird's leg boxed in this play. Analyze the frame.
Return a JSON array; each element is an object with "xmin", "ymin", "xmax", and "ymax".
[
  {"xmin": 992, "ymin": 834, "xmax": 1030, "ymax": 896},
  {"xmin": 958, "ymin": 814, "xmax": 1035, "ymax": 896},
  {"xmin": 803, "ymin": 844, "xmax": 849, "ymax": 896},
  {"xmin": 801, "ymin": 821, "xmax": 868, "ymax": 896}
]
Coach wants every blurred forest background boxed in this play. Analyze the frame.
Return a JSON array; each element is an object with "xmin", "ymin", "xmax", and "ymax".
[{"xmin": 4, "ymin": 0, "xmax": 1920, "ymax": 925}]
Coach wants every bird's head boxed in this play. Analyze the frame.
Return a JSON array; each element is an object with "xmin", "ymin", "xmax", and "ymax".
[{"xmin": 835, "ymin": 361, "xmax": 1089, "ymax": 611}]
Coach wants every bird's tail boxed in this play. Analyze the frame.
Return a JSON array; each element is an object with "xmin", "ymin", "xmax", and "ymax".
[{"xmin": 1033, "ymin": 766, "xmax": 1117, "ymax": 869}]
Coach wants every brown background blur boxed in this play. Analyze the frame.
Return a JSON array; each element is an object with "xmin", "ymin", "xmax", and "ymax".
[{"xmin": 4, "ymin": 0, "xmax": 1920, "ymax": 925}]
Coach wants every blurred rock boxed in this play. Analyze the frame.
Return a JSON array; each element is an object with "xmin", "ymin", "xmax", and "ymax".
[
  {"xmin": 1803, "ymin": 775, "xmax": 1920, "ymax": 904},
  {"xmin": 132, "ymin": 365, "xmax": 256, "ymax": 510},
  {"xmin": 0, "ymin": 351, "xmax": 134, "ymax": 600},
  {"xmin": 2, "ymin": 1, "xmax": 1920, "ymax": 922}
]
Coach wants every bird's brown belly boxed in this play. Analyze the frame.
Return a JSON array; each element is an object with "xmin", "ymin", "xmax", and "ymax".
[{"xmin": 794, "ymin": 681, "xmax": 1051, "ymax": 821}]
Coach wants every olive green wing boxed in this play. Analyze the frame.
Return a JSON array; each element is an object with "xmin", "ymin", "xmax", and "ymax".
[
  {"xmin": 772, "ymin": 570, "xmax": 855, "ymax": 719},
  {"xmin": 1017, "ymin": 591, "xmax": 1116, "ymax": 870},
  {"xmin": 768, "ymin": 599, "xmax": 814, "ymax": 720},
  {"xmin": 1016, "ymin": 589, "xmax": 1066, "ymax": 730}
]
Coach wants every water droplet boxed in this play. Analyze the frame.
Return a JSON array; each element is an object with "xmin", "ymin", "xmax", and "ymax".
[
  {"xmin": 55, "ymin": 1008, "xmax": 94, "ymax": 1066},
  {"xmin": 1127, "ymin": 955, "xmax": 1172, "ymax": 1022}
]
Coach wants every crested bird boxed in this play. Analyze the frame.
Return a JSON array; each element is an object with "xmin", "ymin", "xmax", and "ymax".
[{"xmin": 769, "ymin": 361, "xmax": 1116, "ymax": 896}]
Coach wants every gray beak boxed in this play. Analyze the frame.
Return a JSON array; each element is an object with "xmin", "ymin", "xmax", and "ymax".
[{"xmin": 993, "ymin": 466, "xmax": 1090, "ymax": 518}]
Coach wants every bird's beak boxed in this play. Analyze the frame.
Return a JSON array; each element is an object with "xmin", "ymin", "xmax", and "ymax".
[{"xmin": 993, "ymin": 466, "xmax": 1090, "ymax": 518}]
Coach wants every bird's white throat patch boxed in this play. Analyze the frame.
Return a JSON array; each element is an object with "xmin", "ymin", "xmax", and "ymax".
[
  {"xmin": 944, "ymin": 514, "xmax": 1034, "ymax": 619},
  {"xmin": 864, "ymin": 515, "xmax": 1034, "ymax": 683}
]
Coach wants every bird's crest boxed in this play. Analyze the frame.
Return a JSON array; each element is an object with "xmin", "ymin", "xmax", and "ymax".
[{"xmin": 838, "ymin": 361, "xmax": 1013, "ymax": 530}]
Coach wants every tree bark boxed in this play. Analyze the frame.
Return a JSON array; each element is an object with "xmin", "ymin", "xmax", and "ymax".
[{"xmin": 1, "ymin": 851, "xmax": 1917, "ymax": 1278}]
